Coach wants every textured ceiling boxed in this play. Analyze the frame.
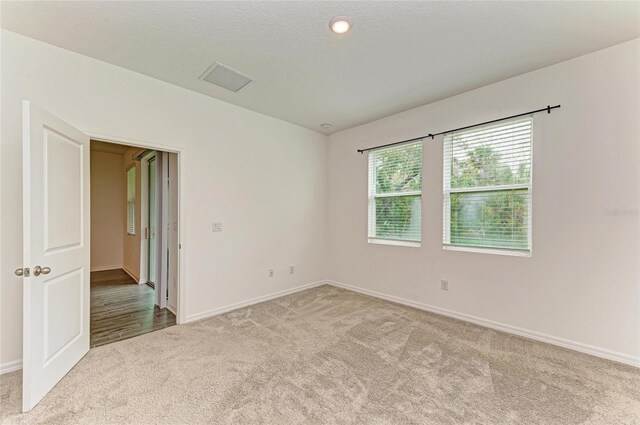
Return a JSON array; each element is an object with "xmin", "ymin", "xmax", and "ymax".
[{"xmin": 2, "ymin": 1, "xmax": 639, "ymax": 134}]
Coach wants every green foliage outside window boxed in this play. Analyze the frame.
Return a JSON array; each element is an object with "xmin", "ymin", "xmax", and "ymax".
[
  {"xmin": 449, "ymin": 144, "xmax": 530, "ymax": 250},
  {"xmin": 372, "ymin": 143, "xmax": 422, "ymax": 241},
  {"xmin": 375, "ymin": 196, "xmax": 421, "ymax": 240}
]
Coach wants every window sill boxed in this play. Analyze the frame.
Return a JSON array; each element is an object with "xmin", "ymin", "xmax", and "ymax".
[
  {"xmin": 443, "ymin": 244, "xmax": 531, "ymax": 257},
  {"xmin": 369, "ymin": 238, "xmax": 421, "ymax": 248}
]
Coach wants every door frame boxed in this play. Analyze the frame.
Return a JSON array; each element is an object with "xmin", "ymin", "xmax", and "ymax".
[
  {"xmin": 146, "ymin": 154, "xmax": 157, "ymax": 289},
  {"xmin": 88, "ymin": 132, "xmax": 186, "ymax": 325},
  {"xmin": 159, "ymin": 152, "xmax": 170, "ymax": 310},
  {"xmin": 139, "ymin": 151, "xmax": 156, "ymax": 287},
  {"xmin": 139, "ymin": 151, "xmax": 169, "ymax": 309}
]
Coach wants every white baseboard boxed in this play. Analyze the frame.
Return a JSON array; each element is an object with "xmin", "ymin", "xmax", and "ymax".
[
  {"xmin": 167, "ymin": 304, "xmax": 177, "ymax": 315},
  {"xmin": 90, "ymin": 265, "xmax": 123, "ymax": 272},
  {"xmin": 121, "ymin": 266, "xmax": 139, "ymax": 283},
  {"xmin": 327, "ymin": 280, "xmax": 640, "ymax": 368},
  {"xmin": 184, "ymin": 280, "xmax": 326, "ymax": 323},
  {"xmin": 0, "ymin": 359, "xmax": 22, "ymax": 375}
]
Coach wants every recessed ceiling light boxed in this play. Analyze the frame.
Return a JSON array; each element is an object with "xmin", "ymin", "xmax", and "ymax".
[
  {"xmin": 321, "ymin": 123, "xmax": 332, "ymax": 129},
  {"xmin": 329, "ymin": 16, "xmax": 351, "ymax": 34}
]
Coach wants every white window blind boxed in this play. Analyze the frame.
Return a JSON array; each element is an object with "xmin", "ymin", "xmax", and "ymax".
[
  {"xmin": 368, "ymin": 141, "xmax": 422, "ymax": 245},
  {"xmin": 126, "ymin": 166, "xmax": 136, "ymax": 236},
  {"xmin": 443, "ymin": 117, "xmax": 532, "ymax": 253}
]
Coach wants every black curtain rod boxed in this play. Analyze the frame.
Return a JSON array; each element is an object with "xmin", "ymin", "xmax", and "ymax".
[{"xmin": 357, "ymin": 104, "xmax": 561, "ymax": 154}]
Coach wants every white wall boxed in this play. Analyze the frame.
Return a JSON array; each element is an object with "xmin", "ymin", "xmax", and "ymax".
[
  {"xmin": 0, "ymin": 31, "xmax": 328, "ymax": 367},
  {"xmin": 327, "ymin": 39, "xmax": 640, "ymax": 365},
  {"xmin": 90, "ymin": 150, "xmax": 124, "ymax": 271}
]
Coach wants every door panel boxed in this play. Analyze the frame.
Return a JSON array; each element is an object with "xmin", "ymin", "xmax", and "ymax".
[
  {"xmin": 44, "ymin": 128, "xmax": 83, "ymax": 252},
  {"xmin": 22, "ymin": 101, "xmax": 90, "ymax": 412},
  {"xmin": 43, "ymin": 268, "xmax": 83, "ymax": 364}
]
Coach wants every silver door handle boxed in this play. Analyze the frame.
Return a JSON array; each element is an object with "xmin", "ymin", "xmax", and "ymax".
[
  {"xmin": 33, "ymin": 266, "xmax": 51, "ymax": 276},
  {"xmin": 16, "ymin": 267, "xmax": 31, "ymax": 277}
]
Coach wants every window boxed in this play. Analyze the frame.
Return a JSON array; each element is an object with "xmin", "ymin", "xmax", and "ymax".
[
  {"xmin": 368, "ymin": 141, "xmax": 422, "ymax": 246},
  {"xmin": 126, "ymin": 166, "xmax": 136, "ymax": 236},
  {"xmin": 443, "ymin": 117, "xmax": 532, "ymax": 254}
]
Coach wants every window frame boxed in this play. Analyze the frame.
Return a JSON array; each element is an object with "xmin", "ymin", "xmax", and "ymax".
[
  {"xmin": 126, "ymin": 165, "xmax": 136, "ymax": 236},
  {"xmin": 368, "ymin": 141, "xmax": 423, "ymax": 247},
  {"xmin": 442, "ymin": 117, "xmax": 533, "ymax": 256}
]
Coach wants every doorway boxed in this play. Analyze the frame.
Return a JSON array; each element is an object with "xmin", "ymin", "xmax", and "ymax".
[
  {"xmin": 89, "ymin": 141, "xmax": 179, "ymax": 347},
  {"xmin": 19, "ymin": 101, "xmax": 185, "ymax": 411}
]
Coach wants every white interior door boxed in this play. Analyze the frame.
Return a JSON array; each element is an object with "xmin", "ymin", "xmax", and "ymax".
[{"xmin": 21, "ymin": 101, "xmax": 90, "ymax": 412}]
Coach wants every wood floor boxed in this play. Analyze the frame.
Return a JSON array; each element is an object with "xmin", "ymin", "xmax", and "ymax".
[{"xmin": 90, "ymin": 269, "xmax": 176, "ymax": 348}]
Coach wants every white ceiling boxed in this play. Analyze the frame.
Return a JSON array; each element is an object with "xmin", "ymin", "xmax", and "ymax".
[{"xmin": 2, "ymin": 1, "xmax": 639, "ymax": 134}]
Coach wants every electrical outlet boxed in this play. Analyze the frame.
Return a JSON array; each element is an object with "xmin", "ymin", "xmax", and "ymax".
[
  {"xmin": 212, "ymin": 222, "xmax": 223, "ymax": 232},
  {"xmin": 440, "ymin": 280, "xmax": 449, "ymax": 291},
  {"xmin": 268, "ymin": 269, "xmax": 274, "ymax": 278},
  {"xmin": 289, "ymin": 265, "xmax": 295, "ymax": 274}
]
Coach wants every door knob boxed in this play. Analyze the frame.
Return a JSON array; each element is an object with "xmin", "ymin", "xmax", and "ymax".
[
  {"xmin": 15, "ymin": 268, "xmax": 30, "ymax": 277},
  {"xmin": 33, "ymin": 266, "xmax": 51, "ymax": 276}
]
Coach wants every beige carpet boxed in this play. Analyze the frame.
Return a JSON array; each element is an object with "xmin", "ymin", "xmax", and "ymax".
[{"xmin": 1, "ymin": 285, "xmax": 638, "ymax": 424}]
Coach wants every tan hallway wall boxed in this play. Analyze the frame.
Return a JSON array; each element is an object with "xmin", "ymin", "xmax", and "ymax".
[{"xmin": 90, "ymin": 149, "xmax": 125, "ymax": 271}]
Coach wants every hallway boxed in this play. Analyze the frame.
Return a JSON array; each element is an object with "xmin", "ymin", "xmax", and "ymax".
[{"xmin": 90, "ymin": 269, "xmax": 176, "ymax": 347}]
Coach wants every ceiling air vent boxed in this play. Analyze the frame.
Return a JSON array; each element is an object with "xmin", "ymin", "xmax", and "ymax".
[{"xmin": 199, "ymin": 62, "xmax": 253, "ymax": 92}]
